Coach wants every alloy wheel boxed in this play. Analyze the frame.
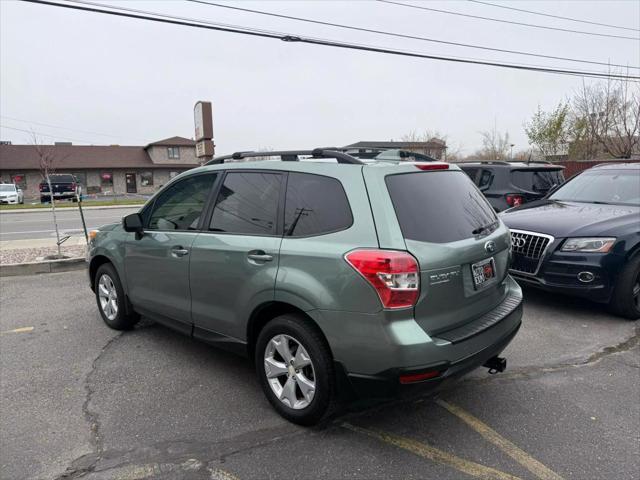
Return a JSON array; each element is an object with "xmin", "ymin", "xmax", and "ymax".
[
  {"xmin": 633, "ymin": 270, "xmax": 640, "ymax": 310},
  {"xmin": 98, "ymin": 274, "xmax": 119, "ymax": 321},
  {"xmin": 264, "ymin": 334, "xmax": 316, "ymax": 410}
]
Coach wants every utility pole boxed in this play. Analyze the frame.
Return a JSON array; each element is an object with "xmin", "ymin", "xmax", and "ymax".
[{"xmin": 510, "ymin": 144, "xmax": 515, "ymax": 160}]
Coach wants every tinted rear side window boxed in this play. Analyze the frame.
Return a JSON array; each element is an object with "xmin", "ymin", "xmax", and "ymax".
[
  {"xmin": 511, "ymin": 169, "xmax": 564, "ymax": 192},
  {"xmin": 284, "ymin": 172, "xmax": 352, "ymax": 237},
  {"xmin": 210, "ymin": 171, "xmax": 283, "ymax": 235},
  {"xmin": 386, "ymin": 171, "xmax": 497, "ymax": 243}
]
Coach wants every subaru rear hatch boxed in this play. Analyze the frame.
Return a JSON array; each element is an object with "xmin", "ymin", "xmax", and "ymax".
[{"xmin": 364, "ymin": 164, "xmax": 512, "ymax": 335}]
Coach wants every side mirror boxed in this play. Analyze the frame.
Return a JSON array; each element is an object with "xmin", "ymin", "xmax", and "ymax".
[{"xmin": 123, "ymin": 213, "xmax": 144, "ymax": 236}]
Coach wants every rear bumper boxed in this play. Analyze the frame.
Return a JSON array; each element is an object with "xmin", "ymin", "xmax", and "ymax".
[
  {"xmin": 311, "ymin": 276, "xmax": 523, "ymax": 401},
  {"xmin": 340, "ymin": 318, "xmax": 520, "ymax": 400}
]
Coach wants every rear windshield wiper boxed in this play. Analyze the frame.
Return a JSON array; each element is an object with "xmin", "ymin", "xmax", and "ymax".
[{"xmin": 472, "ymin": 221, "xmax": 498, "ymax": 236}]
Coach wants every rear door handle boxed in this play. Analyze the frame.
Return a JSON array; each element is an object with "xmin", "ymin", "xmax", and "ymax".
[
  {"xmin": 247, "ymin": 250, "xmax": 273, "ymax": 263},
  {"xmin": 171, "ymin": 246, "xmax": 189, "ymax": 258}
]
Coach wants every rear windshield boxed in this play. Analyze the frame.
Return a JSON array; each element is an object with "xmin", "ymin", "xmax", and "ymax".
[
  {"xmin": 511, "ymin": 169, "xmax": 564, "ymax": 192},
  {"xmin": 46, "ymin": 174, "xmax": 75, "ymax": 183},
  {"xmin": 386, "ymin": 170, "xmax": 498, "ymax": 243}
]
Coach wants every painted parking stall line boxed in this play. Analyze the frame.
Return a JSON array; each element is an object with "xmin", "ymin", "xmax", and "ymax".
[
  {"xmin": 436, "ymin": 400, "xmax": 565, "ymax": 480},
  {"xmin": 342, "ymin": 422, "xmax": 522, "ymax": 480},
  {"xmin": 1, "ymin": 326, "xmax": 34, "ymax": 335}
]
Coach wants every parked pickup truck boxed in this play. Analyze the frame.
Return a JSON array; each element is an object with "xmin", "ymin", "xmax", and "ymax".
[{"xmin": 40, "ymin": 174, "xmax": 81, "ymax": 203}]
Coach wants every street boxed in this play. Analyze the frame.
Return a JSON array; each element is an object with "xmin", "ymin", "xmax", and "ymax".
[
  {"xmin": 1, "ymin": 271, "xmax": 638, "ymax": 480},
  {"xmin": 0, "ymin": 207, "xmax": 139, "ymax": 241}
]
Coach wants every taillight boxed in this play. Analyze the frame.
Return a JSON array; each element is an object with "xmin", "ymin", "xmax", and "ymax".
[
  {"xmin": 505, "ymin": 194, "xmax": 524, "ymax": 207},
  {"xmin": 39, "ymin": 184, "xmax": 45, "ymax": 192},
  {"xmin": 345, "ymin": 249, "xmax": 419, "ymax": 309},
  {"xmin": 415, "ymin": 163, "xmax": 449, "ymax": 171},
  {"xmin": 71, "ymin": 182, "xmax": 77, "ymax": 190}
]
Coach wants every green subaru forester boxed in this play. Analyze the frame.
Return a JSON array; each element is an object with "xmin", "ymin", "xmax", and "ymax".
[{"xmin": 87, "ymin": 149, "xmax": 523, "ymax": 425}]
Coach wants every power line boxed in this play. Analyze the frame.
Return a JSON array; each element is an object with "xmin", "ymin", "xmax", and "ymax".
[
  {"xmin": 187, "ymin": 0, "xmax": 638, "ymax": 70},
  {"xmin": 377, "ymin": 0, "xmax": 640, "ymax": 41},
  {"xmin": 0, "ymin": 124, "xmax": 99, "ymax": 144},
  {"xmin": 467, "ymin": 0, "xmax": 640, "ymax": 33},
  {"xmin": 19, "ymin": 0, "xmax": 640, "ymax": 81},
  {"xmin": 0, "ymin": 115, "xmax": 147, "ymax": 142}
]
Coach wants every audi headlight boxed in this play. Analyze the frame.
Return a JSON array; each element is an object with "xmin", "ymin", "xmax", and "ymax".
[{"xmin": 561, "ymin": 237, "xmax": 616, "ymax": 253}]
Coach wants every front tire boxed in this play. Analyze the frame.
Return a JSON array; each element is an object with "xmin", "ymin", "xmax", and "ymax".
[
  {"xmin": 255, "ymin": 314, "xmax": 335, "ymax": 425},
  {"xmin": 609, "ymin": 255, "xmax": 640, "ymax": 320},
  {"xmin": 94, "ymin": 263, "xmax": 140, "ymax": 330}
]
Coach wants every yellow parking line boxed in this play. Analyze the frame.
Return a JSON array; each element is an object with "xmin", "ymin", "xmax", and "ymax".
[
  {"xmin": 436, "ymin": 400, "xmax": 564, "ymax": 480},
  {"xmin": 0, "ymin": 326, "xmax": 34, "ymax": 335},
  {"xmin": 343, "ymin": 422, "xmax": 522, "ymax": 480}
]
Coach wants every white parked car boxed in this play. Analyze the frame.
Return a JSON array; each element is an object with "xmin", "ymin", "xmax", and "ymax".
[{"xmin": 0, "ymin": 184, "xmax": 24, "ymax": 204}]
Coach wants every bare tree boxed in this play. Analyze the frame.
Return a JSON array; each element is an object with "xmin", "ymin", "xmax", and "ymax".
[
  {"xmin": 574, "ymin": 78, "xmax": 640, "ymax": 158},
  {"xmin": 30, "ymin": 133, "xmax": 65, "ymax": 257},
  {"xmin": 478, "ymin": 126, "xmax": 511, "ymax": 160}
]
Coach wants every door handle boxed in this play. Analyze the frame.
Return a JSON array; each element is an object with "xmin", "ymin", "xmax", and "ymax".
[
  {"xmin": 171, "ymin": 246, "xmax": 189, "ymax": 258},
  {"xmin": 247, "ymin": 250, "xmax": 273, "ymax": 263}
]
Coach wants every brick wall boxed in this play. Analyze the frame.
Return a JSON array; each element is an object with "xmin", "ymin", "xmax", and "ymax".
[
  {"xmin": 558, "ymin": 159, "xmax": 640, "ymax": 177},
  {"xmin": 1, "ymin": 168, "xmax": 192, "ymax": 200}
]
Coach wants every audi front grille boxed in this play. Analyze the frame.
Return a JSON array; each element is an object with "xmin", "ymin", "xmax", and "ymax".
[{"xmin": 509, "ymin": 230, "xmax": 554, "ymax": 275}]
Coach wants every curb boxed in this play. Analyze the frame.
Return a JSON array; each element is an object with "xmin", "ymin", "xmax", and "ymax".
[
  {"xmin": 0, "ymin": 257, "xmax": 86, "ymax": 277},
  {"xmin": 0, "ymin": 204, "xmax": 143, "ymax": 214}
]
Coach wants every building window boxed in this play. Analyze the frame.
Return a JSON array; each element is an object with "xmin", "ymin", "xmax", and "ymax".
[
  {"xmin": 11, "ymin": 174, "xmax": 26, "ymax": 189},
  {"xmin": 167, "ymin": 147, "xmax": 180, "ymax": 159},
  {"xmin": 101, "ymin": 172, "xmax": 113, "ymax": 186},
  {"xmin": 140, "ymin": 171, "xmax": 153, "ymax": 186}
]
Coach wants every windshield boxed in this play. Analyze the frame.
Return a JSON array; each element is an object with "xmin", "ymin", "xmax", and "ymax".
[
  {"xmin": 511, "ymin": 169, "xmax": 564, "ymax": 192},
  {"xmin": 0, "ymin": 185, "xmax": 16, "ymax": 192},
  {"xmin": 550, "ymin": 169, "xmax": 640, "ymax": 206}
]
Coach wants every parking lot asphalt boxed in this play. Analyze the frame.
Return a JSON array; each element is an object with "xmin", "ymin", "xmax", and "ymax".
[
  {"xmin": 1, "ymin": 271, "xmax": 638, "ymax": 480},
  {"xmin": 0, "ymin": 207, "xmax": 139, "ymax": 241}
]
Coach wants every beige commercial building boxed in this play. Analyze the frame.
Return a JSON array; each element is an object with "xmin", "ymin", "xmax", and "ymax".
[{"xmin": 0, "ymin": 136, "xmax": 201, "ymax": 199}]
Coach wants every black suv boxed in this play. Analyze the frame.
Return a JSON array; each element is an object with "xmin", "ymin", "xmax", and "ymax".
[
  {"xmin": 459, "ymin": 161, "xmax": 565, "ymax": 212},
  {"xmin": 501, "ymin": 163, "xmax": 640, "ymax": 320}
]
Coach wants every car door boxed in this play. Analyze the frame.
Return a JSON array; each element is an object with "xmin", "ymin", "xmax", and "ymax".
[
  {"xmin": 125, "ymin": 172, "xmax": 219, "ymax": 333},
  {"xmin": 190, "ymin": 170, "xmax": 284, "ymax": 344}
]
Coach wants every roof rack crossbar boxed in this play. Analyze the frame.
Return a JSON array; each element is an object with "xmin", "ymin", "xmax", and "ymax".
[{"xmin": 205, "ymin": 149, "xmax": 364, "ymax": 165}]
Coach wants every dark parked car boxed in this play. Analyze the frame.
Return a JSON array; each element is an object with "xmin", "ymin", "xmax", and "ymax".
[
  {"xmin": 501, "ymin": 163, "xmax": 640, "ymax": 319},
  {"xmin": 459, "ymin": 161, "xmax": 565, "ymax": 212},
  {"xmin": 39, "ymin": 174, "xmax": 81, "ymax": 203},
  {"xmin": 87, "ymin": 149, "xmax": 522, "ymax": 425}
]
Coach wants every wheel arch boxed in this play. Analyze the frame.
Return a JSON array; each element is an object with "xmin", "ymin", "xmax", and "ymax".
[
  {"xmin": 89, "ymin": 254, "xmax": 112, "ymax": 291},
  {"xmin": 246, "ymin": 301, "xmax": 332, "ymax": 361}
]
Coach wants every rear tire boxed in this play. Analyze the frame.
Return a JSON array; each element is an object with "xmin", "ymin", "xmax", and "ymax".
[
  {"xmin": 609, "ymin": 255, "xmax": 640, "ymax": 320},
  {"xmin": 255, "ymin": 314, "xmax": 335, "ymax": 425},
  {"xmin": 94, "ymin": 263, "xmax": 140, "ymax": 330}
]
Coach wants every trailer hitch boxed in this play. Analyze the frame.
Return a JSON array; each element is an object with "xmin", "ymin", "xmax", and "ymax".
[{"xmin": 483, "ymin": 356, "xmax": 507, "ymax": 374}]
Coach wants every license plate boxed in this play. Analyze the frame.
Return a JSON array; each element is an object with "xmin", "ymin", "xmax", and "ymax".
[{"xmin": 472, "ymin": 257, "xmax": 496, "ymax": 288}]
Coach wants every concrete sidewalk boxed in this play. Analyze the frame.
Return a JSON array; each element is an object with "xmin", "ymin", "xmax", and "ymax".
[
  {"xmin": 0, "ymin": 236, "xmax": 87, "ymax": 251},
  {"xmin": 0, "ymin": 204, "xmax": 143, "ymax": 215}
]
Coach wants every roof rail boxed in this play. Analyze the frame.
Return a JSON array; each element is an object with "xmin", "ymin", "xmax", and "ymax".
[
  {"xmin": 205, "ymin": 148, "xmax": 364, "ymax": 165},
  {"xmin": 459, "ymin": 160, "xmax": 510, "ymax": 165}
]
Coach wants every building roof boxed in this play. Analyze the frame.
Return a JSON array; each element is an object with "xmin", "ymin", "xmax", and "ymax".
[
  {"xmin": 0, "ymin": 144, "xmax": 198, "ymax": 170},
  {"xmin": 146, "ymin": 136, "xmax": 196, "ymax": 147},
  {"xmin": 344, "ymin": 140, "xmax": 447, "ymax": 149}
]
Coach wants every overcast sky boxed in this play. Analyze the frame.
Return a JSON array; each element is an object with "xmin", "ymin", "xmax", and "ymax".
[{"xmin": 1, "ymin": 0, "xmax": 638, "ymax": 155}]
